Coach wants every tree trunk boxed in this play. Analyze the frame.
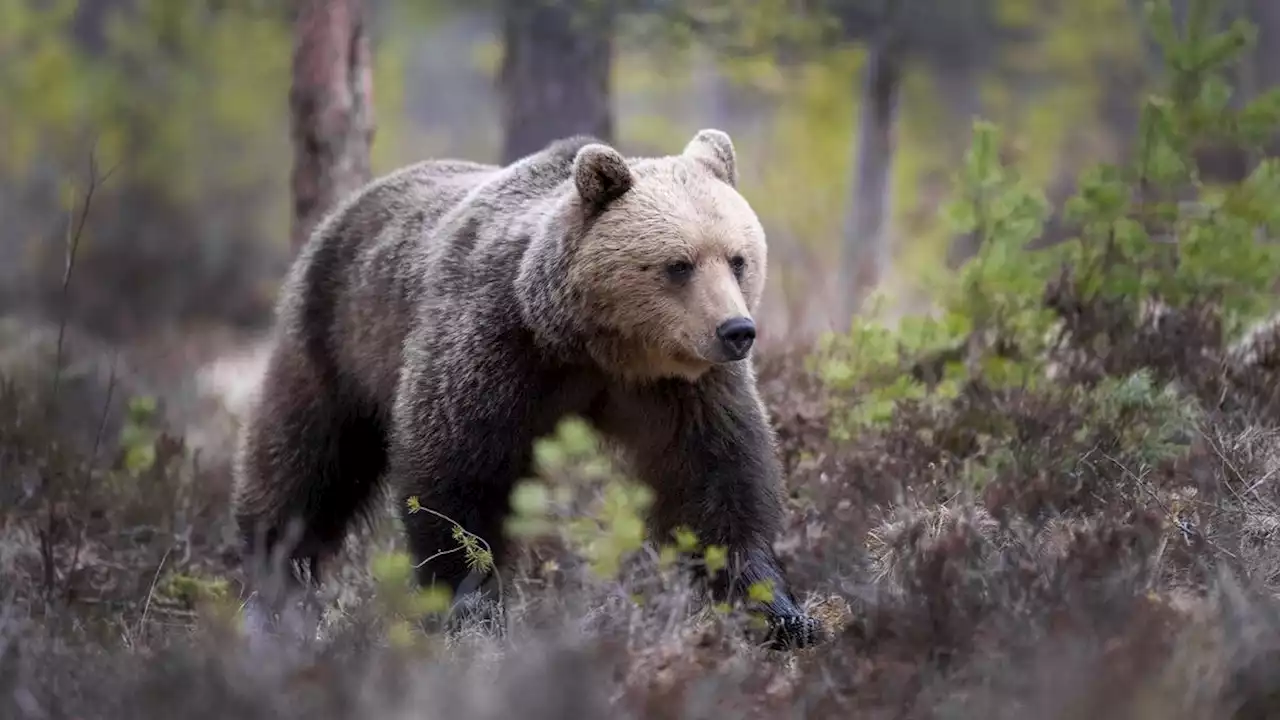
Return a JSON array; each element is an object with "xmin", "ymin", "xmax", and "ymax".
[
  {"xmin": 842, "ymin": 33, "xmax": 904, "ymax": 321},
  {"xmin": 499, "ymin": 0, "xmax": 614, "ymax": 164},
  {"xmin": 1251, "ymin": 0, "xmax": 1280, "ymax": 91},
  {"xmin": 290, "ymin": 0, "xmax": 375, "ymax": 252}
]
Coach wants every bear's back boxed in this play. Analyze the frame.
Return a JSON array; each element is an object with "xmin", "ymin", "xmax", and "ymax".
[
  {"xmin": 277, "ymin": 137, "xmax": 601, "ymax": 411},
  {"xmin": 277, "ymin": 158, "xmax": 499, "ymax": 407}
]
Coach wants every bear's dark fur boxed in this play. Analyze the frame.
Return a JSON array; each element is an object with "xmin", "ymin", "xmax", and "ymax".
[{"xmin": 232, "ymin": 130, "xmax": 819, "ymax": 649}]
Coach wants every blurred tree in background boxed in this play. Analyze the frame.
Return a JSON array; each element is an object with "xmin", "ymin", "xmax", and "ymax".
[
  {"xmin": 0, "ymin": 0, "xmax": 1277, "ymax": 345},
  {"xmin": 1, "ymin": 0, "xmax": 295, "ymax": 339},
  {"xmin": 289, "ymin": 0, "xmax": 375, "ymax": 251},
  {"xmin": 499, "ymin": 0, "xmax": 614, "ymax": 162}
]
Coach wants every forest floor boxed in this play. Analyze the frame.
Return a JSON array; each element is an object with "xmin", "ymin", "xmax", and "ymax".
[{"xmin": 4, "ymin": 299, "xmax": 1280, "ymax": 720}]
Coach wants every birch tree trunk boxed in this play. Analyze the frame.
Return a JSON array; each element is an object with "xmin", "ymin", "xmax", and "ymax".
[{"xmin": 289, "ymin": 0, "xmax": 375, "ymax": 252}]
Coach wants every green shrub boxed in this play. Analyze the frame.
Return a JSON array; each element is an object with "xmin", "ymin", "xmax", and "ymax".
[{"xmin": 816, "ymin": 0, "xmax": 1280, "ymax": 441}]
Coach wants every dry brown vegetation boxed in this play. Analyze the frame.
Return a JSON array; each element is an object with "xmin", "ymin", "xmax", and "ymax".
[{"xmin": 6, "ymin": 284, "xmax": 1280, "ymax": 718}]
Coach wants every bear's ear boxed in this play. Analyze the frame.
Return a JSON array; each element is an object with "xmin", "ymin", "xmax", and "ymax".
[
  {"xmin": 682, "ymin": 128, "xmax": 737, "ymax": 187},
  {"xmin": 573, "ymin": 143, "xmax": 633, "ymax": 213}
]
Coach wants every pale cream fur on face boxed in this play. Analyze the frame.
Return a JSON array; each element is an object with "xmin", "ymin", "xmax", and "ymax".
[{"xmin": 569, "ymin": 131, "xmax": 768, "ymax": 382}]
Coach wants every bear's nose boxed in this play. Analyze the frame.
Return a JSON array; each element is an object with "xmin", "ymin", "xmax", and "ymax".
[{"xmin": 716, "ymin": 317, "xmax": 756, "ymax": 360}]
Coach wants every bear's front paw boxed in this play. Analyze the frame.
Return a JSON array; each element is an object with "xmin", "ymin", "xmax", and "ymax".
[{"xmin": 764, "ymin": 613, "xmax": 822, "ymax": 651}]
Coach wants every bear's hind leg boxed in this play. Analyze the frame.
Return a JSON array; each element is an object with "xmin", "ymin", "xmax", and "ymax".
[{"xmin": 233, "ymin": 347, "xmax": 389, "ymax": 633}]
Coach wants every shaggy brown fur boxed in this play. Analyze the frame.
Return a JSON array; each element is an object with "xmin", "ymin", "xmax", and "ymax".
[{"xmin": 231, "ymin": 130, "xmax": 819, "ymax": 649}]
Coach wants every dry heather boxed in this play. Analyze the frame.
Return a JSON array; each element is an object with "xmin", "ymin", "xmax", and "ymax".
[{"xmin": 4, "ymin": 290, "xmax": 1280, "ymax": 719}]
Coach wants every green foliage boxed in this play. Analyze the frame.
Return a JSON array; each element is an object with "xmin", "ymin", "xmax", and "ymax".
[
  {"xmin": 369, "ymin": 548, "xmax": 454, "ymax": 648},
  {"xmin": 371, "ymin": 550, "xmax": 454, "ymax": 616},
  {"xmin": 507, "ymin": 417, "xmax": 654, "ymax": 580},
  {"xmin": 1046, "ymin": 19, "xmax": 1280, "ymax": 339},
  {"xmin": 959, "ymin": 369, "xmax": 1202, "ymax": 492},
  {"xmin": 1108, "ymin": 0, "xmax": 1280, "ymax": 334},
  {"xmin": 816, "ymin": 0, "xmax": 1280, "ymax": 451},
  {"xmin": 503, "ymin": 418, "xmax": 783, "ymax": 627},
  {"xmin": 1, "ymin": 0, "xmax": 413, "ymax": 261},
  {"xmin": 747, "ymin": 577, "xmax": 776, "ymax": 605},
  {"xmin": 158, "ymin": 572, "xmax": 231, "ymax": 608},
  {"xmin": 565, "ymin": 481, "xmax": 653, "ymax": 579},
  {"xmin": 0, "ymin": 0, "xmax": 99, "ymax": 175},
  {"xmin": 814, "ymin": 119, "xmax": 1060, "ymax": 438},
  {"xmin": 703, "ymin": 544, "xmax": 727, "ymax": 575},
  {"xmin": 1084, "ymin": 369, "xmax": 1202, "ymax": 464},
  {"xmin": 812, "ymin": 309, "xmax": 960, "ymax": 438},
  {"xmin": 944, "ymin": 121, "xmax": 1057, "ymax": 343},
  {"xmin": 1, "ymin": 1, "xmax": 287, "ymax": 182},
  {"xmin": 119, "ymin": 396, "xmax": 160, "ymax": 475}
]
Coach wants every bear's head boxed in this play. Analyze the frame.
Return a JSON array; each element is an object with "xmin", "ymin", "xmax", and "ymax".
[{"xmin": 565, "ymin": 129, "xmax": 767, "ymax": 382}]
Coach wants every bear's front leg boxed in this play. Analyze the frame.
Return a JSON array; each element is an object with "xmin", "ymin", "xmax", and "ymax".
[
  {"xmin": 388, "ymin": 326, "xmax": 545, "ymax": 636},
  {"xmin": 601, "ymin": 365, "xmax": 822, "ymax": 651}
]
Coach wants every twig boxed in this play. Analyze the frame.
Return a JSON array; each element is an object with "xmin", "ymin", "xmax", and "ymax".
[
  {"xmin": 415, "ymin": 544, "xmax": 468, "ymax": 568},
  {"xmin": 47, "ymin": 152, "xmax": 116, "ymax": 421},
  {"xmin": 407, "ymin": 503, "xmax": 505, "ymax": 605},
  {"xmin": 62, "ymin": 343, "xmax": 121, "ymax": 607},
  {"xmin": 35, "ymin": 152, "xmax": 114, "ymax": 615},
  {"xmin": 1103, "ymin": 451, "xmax": 1238, "ymax": 560},
  {"xmin": 90, "ymin": 351, "xmax": 121, "ymax": 466},
  {"xmin": 137, "ymin": 546, "xmax": 173, "ymax": 644},
  {"xmin": 62, "ymin": 521, "xmax": 86, "ymax": 606},
  {"xmin": 1202, "ymin": 427, "xmax": 1273, "ymax": 507}
]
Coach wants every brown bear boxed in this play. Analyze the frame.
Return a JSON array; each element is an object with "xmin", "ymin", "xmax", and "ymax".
[{"xmin": 231, "ymin": 129, "xmax": 820, "ymax": 649}]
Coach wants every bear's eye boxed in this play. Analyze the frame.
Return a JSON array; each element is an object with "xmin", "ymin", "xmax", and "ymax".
[
  {"xmin": 730, "ymin": 255, "xmax": 746, "ymax": 277},
  {"xmin": 665, "ymin": 261, "xmax": 695, "ymax": 283}
]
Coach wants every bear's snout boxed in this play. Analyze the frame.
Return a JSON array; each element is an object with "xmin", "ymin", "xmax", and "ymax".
[{"xmin": 715, "ymin": 316, "xmax": 756, "ymax": 361}]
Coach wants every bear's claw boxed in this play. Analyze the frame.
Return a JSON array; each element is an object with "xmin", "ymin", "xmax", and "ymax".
[{"xmin": 765, "ymin": 613, "xmax": 823, "ymax": 651}]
